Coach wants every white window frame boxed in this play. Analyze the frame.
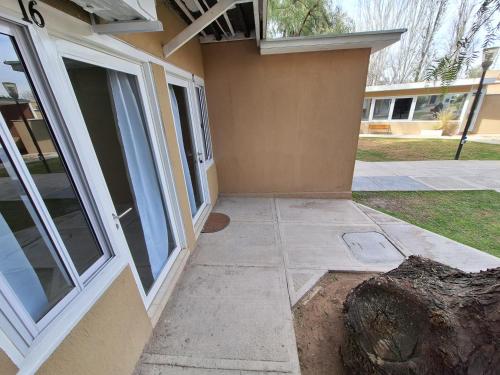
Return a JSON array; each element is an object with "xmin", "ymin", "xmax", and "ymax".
[
  {"xmin": 52, "ymin": 39, "xmax": 186, "ymax": 307},
  {"xmin": 370, "ymin": 97, "xmax": 393, "ymax": 121},
  {"xmin": 0, "ymin": 2, "xmax": 193, "ymax": 371},
  {"xmin": 193, "ymin": 77, "xmax": 214, "ymax": 167},
  {"xmin": 363, "ymin": 92, "xmax": 469, "ymax": 123},
  {"xmin": 0, "ymin": 20, "xmax": 119, "ymax": 359},
  {"xmin": 166, "ymin": 72, "xmax": 212, "ymax": 233}
]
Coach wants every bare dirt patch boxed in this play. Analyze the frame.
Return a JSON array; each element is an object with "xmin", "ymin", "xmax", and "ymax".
[{"xmin": 293, "ymin": 272, "xmax": 378, "ymax": 375}]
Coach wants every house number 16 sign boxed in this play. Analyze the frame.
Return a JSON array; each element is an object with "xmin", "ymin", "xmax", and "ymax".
[{"xmin": 18, "ymin": 0, "xmax": 45, "ymax": 28}]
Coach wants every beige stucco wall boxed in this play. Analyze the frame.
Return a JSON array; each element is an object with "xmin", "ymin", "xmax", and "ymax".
[
  {"xmin": 37, "ymin": 267, "xmax": 151, "ymax": 375},
  {"xmin": 202, "ymin": 40, "xmax": 369, "ymax": 197},
  {"xmin": 0, "ymin": 350, "xmax": 17, "ymax": 375},
  {"xmin": 119, "ymin": 4, "xmax": 204, "ymax": 78},
  {"xmin": 207, "ymin": 162, "xmax": 219, "ymax": 205},
  {"xmin": 472, "ymin": 93, "xmax": 500, "ymax": 134}
]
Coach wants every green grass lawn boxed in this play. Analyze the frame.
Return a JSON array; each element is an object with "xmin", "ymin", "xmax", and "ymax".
[
  {"xmin": 353, "ymin": 190, "xmax": 500, "ymax": 258},
  {"xmin": 356, "ymin": 138, "xmax": 500, "ymax": 161}
]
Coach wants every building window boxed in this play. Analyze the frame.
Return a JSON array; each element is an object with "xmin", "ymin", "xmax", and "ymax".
[
  {"xmin": 361, "ymin": 98, "xmax": 372, "ymax": 120},
  {"xmin": 195, "ymin": 86, "xmax": 213, "ymax": 160},
  {"xmin": 413, "ymin": 94, "xmax": 466, "ymax": 121},
  {"xmin": 0, "ymin": 24, "xmax": 111, "ymax": 350},
  {"xmin": 372, "ymin": 99, "xmax": 391, "ymax": 120},
  {"xmin": 391, "ymin": 98, "xmax": 413, "ymax": 120}
]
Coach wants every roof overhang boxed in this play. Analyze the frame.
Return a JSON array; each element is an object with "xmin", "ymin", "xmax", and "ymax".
[
  {"xmin": 366, "ymin": 77, "xmax": 497, "ymax": 92},
  {"xmin": 259, "ymin": 29, "xmax": 406, "ymax": 55}
]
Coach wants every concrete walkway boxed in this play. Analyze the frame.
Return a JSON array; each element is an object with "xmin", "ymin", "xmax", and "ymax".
[
  {"xmin": 134, "ymin": 198, "xmax": 500, "ymax": 375},
  {"xmin": 353, "ymin": 160, "xmax": 500, "ymax": 191}
]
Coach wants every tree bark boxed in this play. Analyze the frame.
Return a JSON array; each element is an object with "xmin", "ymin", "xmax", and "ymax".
[{"xmin": 342, "ymin": 256, "xmax": 500, "ymax": 375}]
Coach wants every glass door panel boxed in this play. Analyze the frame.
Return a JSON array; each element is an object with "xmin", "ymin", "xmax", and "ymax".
[
  {"xmin": 0, "ymin": 32, "xmax": 104, "ymax": 276},
  {"xmin": 63, "ymin": 58, "xmax": 176, "ymax": 294},
  {"xmin": 0, "ymin": 139, "xmax": 74, "ymax": 322},
  {"xmin": 168, "ymin": 84, "xmax": 204, "ymax": 218}
]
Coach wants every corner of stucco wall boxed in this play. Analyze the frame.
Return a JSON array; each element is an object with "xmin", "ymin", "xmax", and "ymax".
[
  {"xmin": 37, "ymin": 267, "xmax": 152, "ymax": 375},
  {"xmin": 207, "ymin": 162, "xmax": 219, "ymax": 205},
  {"xmin": 0, "ymin": 350, "xmax": 18, "ymax": 375}
]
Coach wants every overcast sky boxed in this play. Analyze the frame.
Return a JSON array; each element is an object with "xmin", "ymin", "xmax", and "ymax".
[{"xmin": 335, "ymin": 0, "xmax": 500, "ymax": 69}]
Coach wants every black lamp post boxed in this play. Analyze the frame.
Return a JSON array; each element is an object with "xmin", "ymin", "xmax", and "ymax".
[
  {"xmin": 455, "ymin": 46, "xmax": 499, "ymax": 160},
  {"xmin": 2, "ymin": 81, "xmax": 51, "ymax": 173}
]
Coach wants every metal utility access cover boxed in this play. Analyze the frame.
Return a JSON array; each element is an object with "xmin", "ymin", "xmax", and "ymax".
[{"xmin": 343, "ymin": 232, "xmax": 404, "ymax": 263}]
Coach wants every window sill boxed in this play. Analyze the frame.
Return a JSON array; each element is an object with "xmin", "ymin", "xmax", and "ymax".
[{"xmin": 14, "ymin": 257, "xmax": 127, "ymax": 374}]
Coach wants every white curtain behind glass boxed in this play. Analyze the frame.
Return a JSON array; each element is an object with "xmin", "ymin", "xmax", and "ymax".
[
  {"xmin": 108, "ymin": 71, "xmax": 169, "ymax": 279},
  {"xmin": 0, "ymin": 213, "xmax": 48, "ymax": 319}
]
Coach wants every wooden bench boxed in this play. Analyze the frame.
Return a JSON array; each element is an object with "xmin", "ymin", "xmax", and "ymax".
[{"xmin": 368, "ymin": 124, "xmax": 391, "ymax": 134}]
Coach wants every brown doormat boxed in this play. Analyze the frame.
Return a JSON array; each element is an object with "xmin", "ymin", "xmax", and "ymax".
[{"xmin": 202, "ymin": 212, "xmax": 230, "ymax": 233}]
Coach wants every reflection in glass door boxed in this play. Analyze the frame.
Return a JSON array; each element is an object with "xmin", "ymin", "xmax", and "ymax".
[
  {"xmin": 0, "ymin": 32, "xmax": 105, "ymax": 277},
  {"xmin": 63, "ymin": 58, "xmax": 176, "ymax": 294},
  {"xmin": 168, "ymin": 83, "xmax": 206, "ymax": 219},
  {"xmin": 0, "ymin": 138, "xmax": 74, "ymax": 323}
]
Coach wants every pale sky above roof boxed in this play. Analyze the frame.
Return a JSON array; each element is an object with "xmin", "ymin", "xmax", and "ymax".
[{"xmin": 335, "ymin": 0, "xmax": 500, "ymax": 69}]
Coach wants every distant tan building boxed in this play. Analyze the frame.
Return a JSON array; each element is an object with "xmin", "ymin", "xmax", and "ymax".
[
  {"xmin": 360, "ymin": 71, "xmax": 500, "ymax": 136},
  {"xmin": 0, "ymin": 1, "xmax": 405, "ymax": 374}
]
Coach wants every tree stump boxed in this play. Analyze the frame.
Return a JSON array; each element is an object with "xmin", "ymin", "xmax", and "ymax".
[{"xmin": 342, "ymin": 256, "xmax": 500, "ymax": 375}]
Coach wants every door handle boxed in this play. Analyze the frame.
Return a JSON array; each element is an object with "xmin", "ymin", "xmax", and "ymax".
[
  {"xmin": 112, "ymin": 207, "xmax": 133, "ymax": 220},
  {"xmin": 197, "ymin": 152, "xmax": 204, "ymax": 163}
]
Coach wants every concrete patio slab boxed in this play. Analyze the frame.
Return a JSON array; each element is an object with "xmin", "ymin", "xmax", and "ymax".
[
  {"xmin": 192, "ymin": 222, "xmax": 281, "ymax": 267},
  {"xmin": 380, "ymin": 224, "xmax": 500, "ymax": 272},
  {"xmin": 135, "ymin": 197, "xmax": 499, "ymax": 374},
  {"xmin": 276, "ymin": 198, "xmax": 372, "ymax": 224},
  {"xmin": 213, "ymin": 197, "xmax": 275, "ymax": 222},
  {"xmin": 354, "ymin": 160, "xmax": 500, "ymax": 191},
  {"xmin": 343, "ymin": 232, "xmax": 405, "ymax": 263},
  {"xmin": 139, "ymin": 264, "xmax": 299, "ymax": 374},
  {"xmin": 354, "ymin": 176, "xmax": 432, "ymax": 191},
  {"xmin": 412, "ymin": 176, "xmax": 483, "ymax": 190},
  {"xmin": 288, "ymin": 270, "xmax": 327, "ymax": 306}
]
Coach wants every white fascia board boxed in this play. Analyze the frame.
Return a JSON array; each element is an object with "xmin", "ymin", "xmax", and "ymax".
[
  {"xmin": 259, "ymin": 29, "xmax": 406, "ymax": 55},
  {"xmin": 366, "ymin": 77, "xmax": 497, "ymax": 93}
]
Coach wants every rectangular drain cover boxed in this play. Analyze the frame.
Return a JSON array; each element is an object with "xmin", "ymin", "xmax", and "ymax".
[{"xmin": 343, "ymin": 232, "xmax": 404, "ymax": 263}]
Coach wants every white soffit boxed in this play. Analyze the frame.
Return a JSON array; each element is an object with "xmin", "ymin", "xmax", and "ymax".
[
  {"xmin": 259, "ymin": 29, "xmax": 406, "ymax": 55},
  {"xmin": 366, "ymin": 77, "xmax": 497, "ymax": 92}
]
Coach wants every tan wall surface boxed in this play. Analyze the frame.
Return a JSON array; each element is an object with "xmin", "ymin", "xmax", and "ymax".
[
  {"xmin": 207, "ymin": 162, "xmax": 219, "ymax": 205},
  {"xmin": 0, "ymin": 350, "xmax": 17, "ymax": 375},
  {"xmin": 151, "ymin": 63, "xmax": 197, "ymax": 250},
  {"xmin": 38, "ymin": 267, "xmax": 151, "ymax": 375},
  {"xmin": 473, "ymin": 94, "xmax": 500, "ymax": 134},
  {"xmin": 202, "ymin": 40, "xmax": 369, "ymax": 196},
  {"xmin": 119, "ymin": 4, "xmax": 205, "ymax": 78}
]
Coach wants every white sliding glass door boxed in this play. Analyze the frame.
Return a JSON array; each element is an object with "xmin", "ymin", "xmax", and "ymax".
[
  {"xmin": 167, "ymin": 75, "xmax": 210, "ymax": 227},
  {"xmin": 55, "ymin": 42, "xmax": 183, "ymax": 302}
]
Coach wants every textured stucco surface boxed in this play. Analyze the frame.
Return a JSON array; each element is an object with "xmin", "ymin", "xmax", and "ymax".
[
  {"xmin": 38, "ymin": 267, "xmax": 152, "ymax": 375},
  {"xmin": 202, "ymin": 40, "xmax": 370, "ymax": 196},
  {"xmin": 119, "ymin": 4, "xmax": 205, "ymax": 78},
  {"xmin": 473, "ymin": 91, "xmax": 500, "ymax": 134},
  {"xmin": 207, "ymin": 162, "xmax": 219, "ymax": 205},
  {"xmin": 0, "ymin": 350, "xmax": 17, "ymax": 375}
]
